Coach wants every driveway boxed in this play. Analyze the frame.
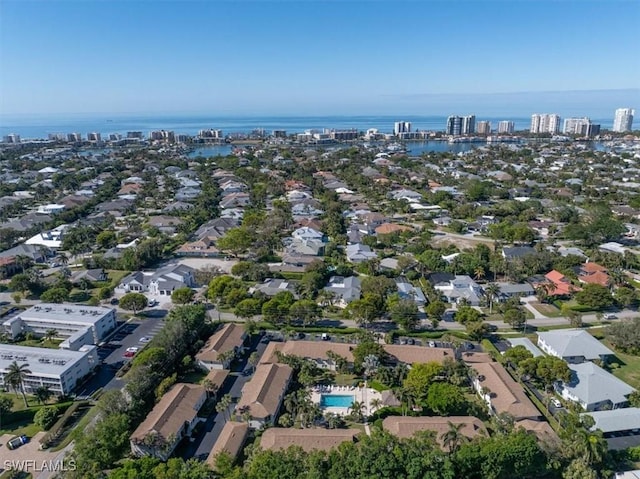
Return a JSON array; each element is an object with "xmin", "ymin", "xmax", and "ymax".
[
  {"xmin": 0, "ymin": 432, "xmax": 64, "ymax": 474},
  {"xmin": 180, "ymin": 334, "xmax": 269, "ymax": 460}
]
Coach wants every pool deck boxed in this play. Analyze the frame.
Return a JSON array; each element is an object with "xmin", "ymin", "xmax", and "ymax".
[{"xmin": 311, "ymin": 384, "xmax": 382, "ymax": 416}]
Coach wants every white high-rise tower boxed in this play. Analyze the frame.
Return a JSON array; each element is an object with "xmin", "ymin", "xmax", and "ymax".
[{"xmin": 613, "ymin": 108, "xmax": 634, "ymax": 132}]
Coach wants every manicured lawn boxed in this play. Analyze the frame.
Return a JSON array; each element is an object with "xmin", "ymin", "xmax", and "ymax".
[
  {"xmin": 180, "ymin": 369, "xmax": 207, "ymax": 384},
  {"xmin": 334, "ymin": 373, "xmax": 358, "ymax": 386},
  {"xmin": 0, "ymin": 394, "xmax": 73, "ymax": 437},
  {"xmin": 14, "ymin": 338, "xmax": 62, "ymax": 349},
  {"xmin": 368, "ymin": 380, "xmax": 390, "ymax": 392},
  {"xmin": 531, "ymin": 302, "xmax": 562, "ymax": 317},
  {"xmin": 107, "ymin": 270, "xmax": 130, "ymax": 287},
  {"xmin": 600, "ymin": 338, "xmax": 640, "ymax": 390}
]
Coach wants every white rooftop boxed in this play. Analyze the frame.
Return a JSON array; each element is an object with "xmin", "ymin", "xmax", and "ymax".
[
  {"xmin": 0, "ymin": 344, "xmax": 94, "ymax": 377},
  {"xmin": 538, "ymin": 329, "xmax": 614, "ymax": 360},
  {"xmin": 14, "ymin": 303, "xmax": 114, "ymax": 325}
]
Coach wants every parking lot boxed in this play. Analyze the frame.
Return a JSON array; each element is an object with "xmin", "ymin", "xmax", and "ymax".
[{"xmin": 76, "ymin": 316, "xmax": 165, "ymax": 396}]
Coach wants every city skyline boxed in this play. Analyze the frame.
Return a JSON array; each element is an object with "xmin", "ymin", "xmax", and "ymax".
[{"xmin": 1, "ymin": 1, "xmax": 638, "ymax": 116}]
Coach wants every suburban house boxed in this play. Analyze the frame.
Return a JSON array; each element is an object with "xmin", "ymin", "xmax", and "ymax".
[
  {"xmin": 206, "ymin": 422, "xmax": 249, "ymax": 469},
  {"xmin": 259, "ymin": 428, "xmax": 360, "ymax": 452},
  {"xmin": 575, "ymin": 263, "xmax": 611, "ymax": 287},
  {"xmin": 582, "ymin": 408, "xmax": 640, "ymax": 441},
  {"xmin": 532, "ymin": 270, "xmax": 579, "ymax": 297},
  {"xmin": 196, "ymin": 323, "xmax": 247, "ymax": 370},
  {"xmin": 469, "ymin": 361, "xmax": 542, "ymax": 421},
  {"xmin": 394, "ymin": 278, "xmax": 427, "ymax": 305},
  {"xmin": 176, "ymin": 238, "xmax": 221, "ymax": 257},
  {"xmin": 502, "ymin": 246, "xmax": 536, "ymax": 260},
  {"xmin": 382, "ymin": 416, "xmax": 485, "ymax": 449},
  {"xmin": 117, "ymin": 264, "xmax": 196, "ymax": 297},
  {"xmin": 130, "ymin": 383, "xmax": 207, "ymax": 461},
  {"xmin": 434, "ymin": 275, "xmax": 484, "ymax": 306},
  {"xmin": 383, "ymin": 345, "xmax": 455, "ymax": 366},
  {"xmin": 249, "ymin": 278, "xmax": 298, "ymax": 297},
  {"xmin": 70, "ymin": 268, "xmax": 108, "ymax": 284},
  {"xmin": 235, "ymin": 363, "xmax": 293, "ymax": 429},
  {"xmin": 555, "ymin": 362, "xmax": 635, "ymax": 411},
  {"xmin": 323, "ymin": 276, "xmax": 361, "ymax": 307},
  {"xmin": 496, "ymin": 283, "xmax": 534, "ymax": 301},
  {"xmin": 537, "ymin": 330, "xmax": 614, "ymax": 364},
  {"xmin": 287, "ymin": 238, "xmax": 325, "ymax": 256},
  {"xmin": 220, "ymin": 192, "xmax": 251, "ymax": 209},
  {"xmin": 292, "ymin": 226, "xmax": 324, "ymax": 242},
  {"xmin": 345, "ymin": 243, "xmax": 377, "ymax": 263}
]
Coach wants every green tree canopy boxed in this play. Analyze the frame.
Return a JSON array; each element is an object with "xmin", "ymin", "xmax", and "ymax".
[{"xmin": 119, "ymin": 292, "xmax": 148, "ymax": 314}]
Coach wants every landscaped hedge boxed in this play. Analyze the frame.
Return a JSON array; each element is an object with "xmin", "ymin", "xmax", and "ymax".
[{"xmin": 40, "ymin": 401, "xmax": 89, "ymax": 449}]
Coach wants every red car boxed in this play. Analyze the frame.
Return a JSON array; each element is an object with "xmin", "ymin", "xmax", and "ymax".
[{"xmin": 123, "ymin": 351, "xmax": 135, "ymax": 358}]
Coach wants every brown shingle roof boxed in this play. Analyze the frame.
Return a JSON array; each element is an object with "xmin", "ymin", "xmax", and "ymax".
[
  {"xmin": 196, "ymin": 324, "xmax": 246, "ymax": 363},
  {"xmin": 470, "ymin": 361, "xmax": 541, "ymax": 420},
  {"xmin": 383, "ymin": 416, "xmax": 485, "ymax": 448},
  {"xmin": 130, "ymin": 383, "xmax": 206, "ymax": 442},
  {"xmin": 260, "ymin": 341, "xmax": 355, "ymax": 365},
  {"xmin": 204, "ymin": 369, "xmax": 230, "ymax": 389},
  {"xmin": 236, "ymin": 363, "xmax": 292, "ymax": 420},
  {"xmin": 206, "ymin": 422, "xmax": 249, "ymax": 466},
  {"xmin": 259, "ymin": 428, "xmax": 359, "ymax": 452},
  {"xmin": 383, "ymin": 344, "xmax": 454, "ymax": 365},
  {"xmin": 374, "ymin": 223, "xmax": 412, "ymax": 235},
  {"xmin": 515, "ymin": 419, "xmax": 559, "ymax": 443}
]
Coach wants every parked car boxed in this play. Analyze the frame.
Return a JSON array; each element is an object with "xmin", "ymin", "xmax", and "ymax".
[
  {"xmin": 126, "ymin": 346, "xmax": 140, "ymax": 353},
  {"xmin": 603, "ymin": 313, "xmax": 617, "ymax": 320},
  {"xmin": 321, "ymin": 333, "xmax": 330, "ymax": 341},
  {"xmin": 551, "ymin": 398, "xmax": 562, "ymax": 408},
  {"xmin": 428, "ymin": 341, "xmax": 436, "ymax": 348},
  {"xmin": 139, "ymin": 337, "xmax": 151, "ymax": 343},
  {"xmin": 148, "ymin": 299, "xmax": 159, "ymax": 307},
  {"xmin": 7, "ymin": 435, "xmax": 29, "ymax": 450},
  {"xmin": 110, "ymin": 298, "xmax": 119, "ymax": 305}
]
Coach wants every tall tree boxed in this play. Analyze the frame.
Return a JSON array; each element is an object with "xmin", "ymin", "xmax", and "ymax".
[{"xmin": 5, "ymin": 361, "xmax": 32, "ymax": 407}]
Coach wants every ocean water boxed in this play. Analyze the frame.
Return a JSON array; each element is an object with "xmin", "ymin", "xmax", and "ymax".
[{"xmin": 0, "ymin": 114, "xmax": 614, "ymax": 139}]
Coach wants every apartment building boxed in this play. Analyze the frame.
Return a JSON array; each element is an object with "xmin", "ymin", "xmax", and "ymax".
[
  {"xmin": 0, "ymin": 344, "xmax": 97, "ymax": 396},
  {"xmin": 2, "ymin": 303, "xmax": 117, "ymax": 351}
]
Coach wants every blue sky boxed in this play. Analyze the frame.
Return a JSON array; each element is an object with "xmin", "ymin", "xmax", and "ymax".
[{"xmin": 0, "ymin": 0, "xmax": 638, "ymax": 116}]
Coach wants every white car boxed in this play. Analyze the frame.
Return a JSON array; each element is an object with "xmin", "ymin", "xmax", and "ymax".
[
  {"xmin": 551, "ymin": 398, "xmax": 562, "ymax": 408},
  {"xmin": 139, "ymin": 337, "xmax": 151, "ymax": 343},
  {"xmin": 126, "ymin": 346, "xmax": 140, "ymax": 353},
  {"xmin": 148, "ymin": 300, "xmax": 158, "ymax": 307},
  {"xmin": 603, "ymin": 313, "xmax": 617, "ymax": 320}
]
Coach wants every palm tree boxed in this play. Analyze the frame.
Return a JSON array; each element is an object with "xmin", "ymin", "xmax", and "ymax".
[
  {"xmin": 369, "ymin": 398, "xmax": 383, "ymax": 412},
  {"xmin": 57, "ymin": 253, "xmax": 69, "ymax": 267},
  {"xmin": 440, "ymin": 421, "xmax": 469, "ymax": 454},
  {"xmin": 202, "ymin": 379, "xmax": 219, "ymax": 399},
  {"xmin": 238, "ymin": 405, "xmax": 252, "ymax": 424},
  {"xmin": 5, "ymin": 361, "xmax": 32, "ymax": 407},
  {"xmin": 44, "ymin": 329, "xmax": 58, "ymax": 343},
  {"xmin": 216, "ymin": 393, "xmax": 232, "ymax": 421},
  {"xmin": 348, "ymin": 401, "xmax": 366, "ymax": 422},
  {"xmin": 34, "ymin": 386, "xmax": 52, "ymax": 405},
  {"xmin": 474, "ymin": 266, "xmax": 485, "ymax": 282},
  {"xmin": 248, "ymin": 352, "xmax": 259, "ymax": 373},
  {"xmin": 534, "ymin": 286, "xmax": 548, "ymax": 304},
  {"xmin": 14, "ymin": 255, "xmax": 33, "ymax": 273},
  {"xmin": 484, "ymin": 283, "xmax": 500, "ymax": 314}
]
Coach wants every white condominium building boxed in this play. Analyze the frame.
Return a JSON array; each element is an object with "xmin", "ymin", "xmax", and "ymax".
[
  {"xmin": 530, "ymin": 114, "xmax": 560, "ymax": 134},
  {"xmin": 393, "ymin": 121, "xmax": 411, "ymax": 136},
  {"xmin": 613, "ymin": 108, "xmax": 634, "ymax": 133},
  {"xmin": 563, "ymin": 117, "xmax": 592, "ymax": 135},
  {"xmin": 497, "ymin": 121, "xmax": 515, "ymax": 134},
  {"xmin": 2, "ymin": 303, "xmax": 117, "ymax": 351},
  {"xmin": 0, "ymin": 344, "xmax": 97, "ymax": 396},
  {"xmin": 476, "ymin": 121, "xmax": 491, "ymax": 135}
]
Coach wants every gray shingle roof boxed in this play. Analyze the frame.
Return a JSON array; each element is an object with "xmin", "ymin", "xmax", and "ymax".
[
  {"xmin": 538, "ymin": 329, "xmax": 614, "ymax": 360},
  {"xmin": 583, "ymin": 408, "xmax": 640, "ymax": 433},
  {"xmin": 563, "ymin": 362, "xmax": 635, "ymax": 407}
]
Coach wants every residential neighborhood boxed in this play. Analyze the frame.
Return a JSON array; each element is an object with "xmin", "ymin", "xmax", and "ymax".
[{"xmin": 1, "ymin": 127, "xmax": 640, "ymax": 479}]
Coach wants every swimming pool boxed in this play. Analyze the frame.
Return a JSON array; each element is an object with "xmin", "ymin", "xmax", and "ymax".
[{"xmin": 320, "ymin": 394, "xmax": 354, "ymax": 408}]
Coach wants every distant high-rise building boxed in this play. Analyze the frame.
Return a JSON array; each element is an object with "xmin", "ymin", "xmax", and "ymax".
[
  {"xmin": 476, "ymin": 121, "xmax": 491, "ymax": 135},
  {"xmin": 394, "ymin": 121, "xmax": 411, "ymax": 136},
  {"xmin": 2, "ymin": 134, "xmax": 20, "ymax": 143},
  {"xmin": 446, "ymin": 116, "xmax": 462, "ymax": 136},
  {"xmin": 150, "ymin": 130, "xmax": 175, "ymax": 142},
  {"xmin": 497, "ymin": 121, "xmax": 515, "ymax": 134},
  {"xmin": 613, "ymin": 108, "xmax": 634, "ymax": 132},
  {"xmin": 462, "ymin": 115, "xmax": 475, "ymax": 135},
  {"xmin": 530, "ymin": 114, "xmax": 560, "ymax": 134},
  {"xmin": 198, "ymin": 129, "xmax": 223, "ymax": 139},
  {"xmin": 108, "ymin": 133, "xmax": 121, "ymax": 141},
  {"xmin": 272, "ymin": 130, "xmax": 287, "ymax": 138},
  {"xmin": 331, "ymin": 129, "xmax": 359, "ymax": 141},
  {"xmin": 585, "ymin": 123, "xmax": 601, "ymax": 138},
  {"xmin": 87, "ymin": 132, "xmax": 101, "ymax": 142},
  {"xmin": 67, "ymin": 132, "xmax": 82, "ymax": 142},
  {"xmin": 126, "ymin": 131, "xmax": 144, "ymax": 139},
  {"xmin": 563, "ymin": 117, "xmax": 591, "ymax": 135}
]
